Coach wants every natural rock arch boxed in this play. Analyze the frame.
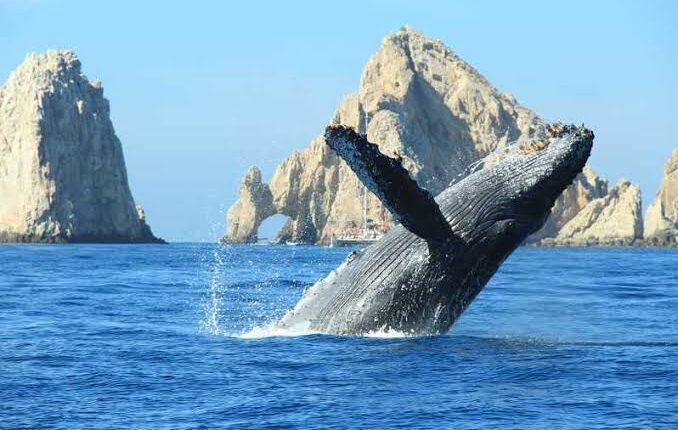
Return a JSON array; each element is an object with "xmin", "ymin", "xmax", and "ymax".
[
  {"xmin": 256, "ymin": 214, "xmax": 290, "ymax": 243},
  {"xmin": 223, "ymin": 166, "xmax": 275, "ymax": 243}
]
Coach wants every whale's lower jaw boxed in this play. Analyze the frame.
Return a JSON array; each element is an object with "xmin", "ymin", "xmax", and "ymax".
[{"xmin": 276, "ymin": 125, "xmax": 593, "ymax": 336}]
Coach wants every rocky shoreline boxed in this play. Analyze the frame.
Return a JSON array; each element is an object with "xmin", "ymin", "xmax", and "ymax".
[
  {"xmin": 0, "ymin": 232, "xmax": 165, "ymax": 244},
  {"xmin": 535, "ymin": 238, "xmax": 676, "ymax": 248}
]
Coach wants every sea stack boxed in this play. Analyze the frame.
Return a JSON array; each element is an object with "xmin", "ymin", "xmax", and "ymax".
[
  {"xmin": 224, "ymin": 27, "xmax": 607, "ymax": 244},
  {"xmin": 644, "ymin": 148, "xmax": 678, "ymax": 246},
  {"xmin": 225, "ymin": 166, "xmax": 275, "ymax": 243},
  {"xmin": 542, "ymin": 179, "xmax": 644, "ymax": 246},
  {"xmin": 0, "ymin": 50, "xmax": 163, "ymax": 243}
]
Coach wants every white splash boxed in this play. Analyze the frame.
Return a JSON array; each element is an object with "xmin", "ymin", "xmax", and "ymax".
[
  {"xmin": 200, "ymin": 247, "xmax": 226, "ymax": 335},
  {"xmin": 237, "ymin": 323, "xmax": 320, "ymax": 339},
  {"xmin": 361, "ymin": 329, "xmax": 416, "ymax": 339},
  {"xmin": 235, "ymin": 322, "xmax": 425, "ymax": 339}
]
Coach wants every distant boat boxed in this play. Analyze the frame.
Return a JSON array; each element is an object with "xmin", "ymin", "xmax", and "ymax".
[
  {"xmin": 285, "ymin": 241, "xmax": 302, "ymax": 246},
  {"xmin": 332, "ymin": 184, "xmax": 384, "ymax": 248},
  {"xmin": 332, "ymin": 236, "xmax": 380, "ymax": 247}
]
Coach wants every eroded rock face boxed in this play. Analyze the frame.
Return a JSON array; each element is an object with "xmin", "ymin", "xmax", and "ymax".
[
  {"xmin": 543, "ymin": 179, "xmax": 643, "ymax": 246},
  {"xmin": 644, "ymin": 148, "xmax": 678, "ymax": 246},
  {"xmin": 0, "ymin": 50, "xmax": 162, "ymax": 243},
  {"xmin": 225, "ymin": 167, "xmax": 275, "ymax": 243},
  {"xmin": 527, "ymin": 166, "xmax": 608, "ymax": 241},
  {"xmin": 224, "ymin": 27, "xmax": 605, "ymax": 244}
]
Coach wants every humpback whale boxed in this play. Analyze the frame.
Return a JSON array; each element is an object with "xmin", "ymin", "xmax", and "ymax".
[{"xmin": 275, "ymin": 123, "xmax": 594, "ymax": 335}]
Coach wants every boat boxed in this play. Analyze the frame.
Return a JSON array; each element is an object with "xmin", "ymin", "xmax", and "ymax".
[
  {"xmin": 332, "ymin": 236, "xmax": 380, "ymax": 247},
  {"xmin": 331, "ymin": 184, "xmax": 384, "ymax": 248}
]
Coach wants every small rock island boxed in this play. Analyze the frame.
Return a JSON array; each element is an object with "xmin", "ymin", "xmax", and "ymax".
[{"xmin": 0, "ymin": 50, "xmax": 163, "ymax": 243}]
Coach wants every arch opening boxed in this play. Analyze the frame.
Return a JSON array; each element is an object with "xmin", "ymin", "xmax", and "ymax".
[{"xmin": 256, "ymin": 214, "xmax": 289, "ymax": 244}]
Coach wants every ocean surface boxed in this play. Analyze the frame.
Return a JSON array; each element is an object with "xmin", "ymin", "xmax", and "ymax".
[{"xmin": 1, "ymin": 244, "xmax": 676, "ymax": 429}]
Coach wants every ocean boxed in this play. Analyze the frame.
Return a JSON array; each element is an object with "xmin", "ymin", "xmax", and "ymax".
[{"xmin": 1, "ymin": 244, "xmax": 676, "ymax": 429}]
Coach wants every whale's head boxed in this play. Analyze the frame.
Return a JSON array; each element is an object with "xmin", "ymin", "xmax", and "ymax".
[
  {"xmin": 420, "ymin": 124, "xmax": 595, "ymax": 331},
  {"xmin": 445, "ymin": 124, "xmax": 594, "ymax": 255}
]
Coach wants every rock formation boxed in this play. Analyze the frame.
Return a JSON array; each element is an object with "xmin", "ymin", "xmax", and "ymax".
[
  {"xmin": 225, "ymin": 166, "xmax": 275, "ymax": 243},
  {"xmin": 542, "ymin": 179, "xmax": 643, "ymax": 246},
  {"xmin": 224, "ymin": 27, "xmax": 607, "ymax": 244},
  {"xmin": 0, "ymin": 50, "xmax": 163, "ymax": 243},
  {"xmin": 529, "ymin": 166, "xmax": 608, "ymax": 241},
  {"xmin": 644, "ymin": 148, "xmax": 678, "ymax": 246}
]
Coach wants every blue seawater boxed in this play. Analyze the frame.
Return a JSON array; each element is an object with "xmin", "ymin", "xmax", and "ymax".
[{"xmin": 1, "ymin": 244, "xmax": 676, "ymax": 429}]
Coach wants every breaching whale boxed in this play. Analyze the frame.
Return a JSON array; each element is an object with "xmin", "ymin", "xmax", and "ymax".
[{"xmin": 275, "ymin": 123, "xmax": 594, "ymax": 335}]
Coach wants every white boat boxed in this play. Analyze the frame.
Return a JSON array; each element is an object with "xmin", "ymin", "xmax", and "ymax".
[
  {"xmin": 331, "ymin": 184, "xmax": 384, "ymax": 248},
  {"xmin": 332, "ymin": 236, "xmax": 380, "ymax": 247}
]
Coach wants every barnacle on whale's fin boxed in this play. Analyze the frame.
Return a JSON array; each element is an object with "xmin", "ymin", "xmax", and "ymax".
[{"xmin": 324, "ymin": 125, "xmax": 456, "ymax": 246}]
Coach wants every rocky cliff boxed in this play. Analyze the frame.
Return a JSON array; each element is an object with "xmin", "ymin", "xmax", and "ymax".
[
  {"xmin": 225, "ymin": 27, "xmax": 608, "ymax": 244},
  {"xmin": 542, "ymin": 179, "xmax": 643, "ymax": 246},
  {"xmin": 644, "ymin": 148, "xmax": 678, "ymax": 246},
  {"xmin": 529, "ymin": 166, "xmax": 609, "ymax": 241},
  {"xmin": 225, "ymin": 166, "xmax": 275, "ymax": 243},
  {"xmin": 0, "ymin": 50, "xmax": 162, "ymax": 243}
]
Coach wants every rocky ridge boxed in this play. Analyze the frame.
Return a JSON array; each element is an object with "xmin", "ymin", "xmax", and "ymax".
[
  {"xmin": 225, "ymin": 27, "xmax": 608, "ymax": 245},
  {"xmin": 0, "ymin": 50, "xmax": 162, "ymax": 243}
]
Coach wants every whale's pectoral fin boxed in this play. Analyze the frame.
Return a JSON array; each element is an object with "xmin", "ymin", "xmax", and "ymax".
[{"xmin": 325, "ymin": 125, "xmax": 456, "ymax": 246}]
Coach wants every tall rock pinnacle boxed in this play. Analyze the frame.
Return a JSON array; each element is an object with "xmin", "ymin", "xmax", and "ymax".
[
  {"xmin": 644, "ymin": 148, "xmax": 678, "ymax": 246},
  {"xmin": 0, "ymin": 50, "xmax": 163, "ymax": 243}
]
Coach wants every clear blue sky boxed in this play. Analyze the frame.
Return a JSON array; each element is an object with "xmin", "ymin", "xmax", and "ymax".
[{"xmin": 1, "ymin": 0, "xmax": 676, "ymax": 242}]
